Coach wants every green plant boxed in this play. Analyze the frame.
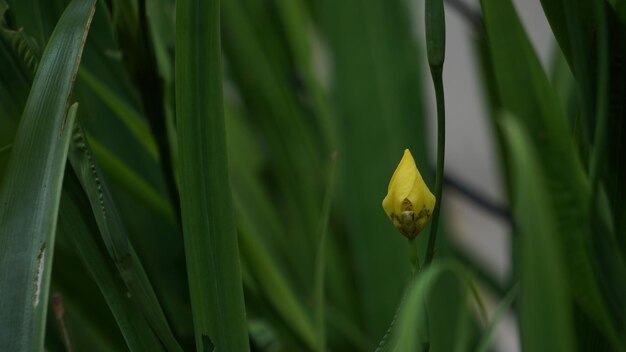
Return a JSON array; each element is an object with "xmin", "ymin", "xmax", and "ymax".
[{"xmin": 0, "ymin": 0, "xmax": 625, "ymax": 350}]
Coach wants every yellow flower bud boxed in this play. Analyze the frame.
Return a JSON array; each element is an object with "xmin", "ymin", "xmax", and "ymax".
[{"xmin": 382, "ymin": 149, "xmax": 436, "ymax": 238}]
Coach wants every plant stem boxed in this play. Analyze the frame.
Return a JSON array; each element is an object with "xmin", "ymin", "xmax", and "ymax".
[
  {"xmin": 408, "ymin": 237, "xmax": 420, "ymax": 276},
  {"xmin": 425, "ymin": 64, "xmax": 445, "ymax": 267},
  {"xmin": 424, "ymin": 0, "xmax": 446, "ymax": 267}
]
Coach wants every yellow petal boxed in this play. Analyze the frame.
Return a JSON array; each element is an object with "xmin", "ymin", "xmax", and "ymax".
[{"xmin": 382, "ymin": 149, "xmax": 436, "ymax": 238}]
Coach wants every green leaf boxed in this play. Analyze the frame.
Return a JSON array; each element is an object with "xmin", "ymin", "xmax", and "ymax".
[
  {"xmin": 87, "ymin": 136, "xmax": 175, "ymax": 224},
  {"xmin": 388, "ymin": 261, "xmax": 477, "ymax": 352},
  {"xmin": 58, "ymin": 170, "xmax": 166, "ymax": 352},
  {"xmin": 67, "ymin": 123, "xmax": 183, "ymax": 352},
  {"xmin": 77, "ymin": 68, "xmax": 158, "ymax": 160},
  {"xmin": 237, "ymin": 223, "xmax": 316, "ymax": 351},
  {"xmin": 222, "ymin": 0, "xmax": 326, "ymax": 289},
  {"xmin": 0, "ymin": 0, "xmax": 96, "ymax": 349},
  {"xmin": 176, "ymin": 0, "xmax": 249, "ymax": 349},
  {"xmin": 313, "ymin": 156, "xmax": 336, "ymax": 352},
  {"xmin": 5, "ymin": 0, "xmax": 45, "ymax": 43},
  {"xmin": 608, "ymin": 0, "xmax": 626, "ymax": 24},
  {"xmin": 481, "ymin": 0, "xmax": 615, "ymax": 342},
  {"xmin": 476, "ymin": 285, "xmax": 518, "ymax": 352},
  {"xmin": 499, "ymin": 115, "xmax": 574, "ymax": 351},
  {"xmin": 538, "ymin": 0, "xmax": 595, "ymax": 143}
]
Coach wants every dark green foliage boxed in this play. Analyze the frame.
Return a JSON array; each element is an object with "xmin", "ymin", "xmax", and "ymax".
[{"xmin": 0, "ymin": 0, "xmax": 625, "ymax": 350}]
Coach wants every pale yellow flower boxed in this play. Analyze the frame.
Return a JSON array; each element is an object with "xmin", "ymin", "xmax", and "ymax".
[{"xmin": 382, "ymin": 149, "xmax": 436, "ymax": 238}]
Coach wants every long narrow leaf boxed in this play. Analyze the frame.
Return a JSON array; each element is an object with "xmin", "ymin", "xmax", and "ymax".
[
  {"xmin": 0, "ymin": 0, "xmax": 95, "ymax": 349},
  {"xmin": 176, "ymin": 0, "xmax": 249, "ymax": 350},
  {"xmin": 67, "ymin": 123, "xmax": 183, "ymax": 352},
  {"xmin": 499, "ymin": 115, "xmax": 574, "ymax": 351},
  {"xmin": 58, "ymin": 169, "xmax": 166, "ymax": 352},
  {"xmin": 389, "ymin": 261, "xmax": 475, "ymax": 351},
  {"xmin": 480, "ymin": 0, "xmax": 616, "ymax": 342}
]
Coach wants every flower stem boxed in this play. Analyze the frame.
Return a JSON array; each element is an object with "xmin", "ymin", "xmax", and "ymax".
[
  {"xmin": 424, "ymin": 64, "xmax": 445, "ymax": 267},
  {"xmin": 424, "ymin": 0, "xmax": 446, "ymax": 267},
  {"xmin": 408, "ymin": 237, "xmax": 420, "ymax": 276}
]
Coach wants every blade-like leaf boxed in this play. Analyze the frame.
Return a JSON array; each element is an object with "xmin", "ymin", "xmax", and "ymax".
[
  {"xmin": 67, "ymin": 123, "xmax": 183, "ymax": 352},
  {"xmin": 0, "ymin": 0, "xmax": 96, "ymax": 349},
  {"xmin": 500, "ymin": 115, "xmax": 574, "ymax": 351},
  {"xmin": 480, "ymin": 0, "xmax": 616, "ymax": 342},
  {"xmin": 476, "ymin": 285, "xmax": 518, "ymax": 352},
  {"xmin": 388, "ymin": 261, "xmax": 476, "ymax": 352},
  {"xmin": 58, "ymin": 169, "xmax": 165, "ymax": 352},
  {"xmin": 237, "ymin": 223, "xmax": 316, "ymax": 351},
  {"xmin": 176, "ymin": 0, "xmax": 249, "ymax": 349}
]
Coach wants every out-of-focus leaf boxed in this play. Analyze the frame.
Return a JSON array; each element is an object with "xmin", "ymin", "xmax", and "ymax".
[
  {"xmin": 476, "ymin": 285, "xmax": 518, "ymax": 352},
  {"xmin": 316, "ymin": 0, "xmax": 429, "ymax": 341},
  {"xmin": 5, "ymin": 0, "xmax": 45, "ymax": 43},
  {"xmin": 387, "ymin": 261, "xmax": 476, "ymax": 352},
  {"xmin": 237, "ymin": 222, "xmax": 317, "ymax": 351},
  {"xmin": 608, "ymin": 0, "xmax": 626, "ymax": 25},
  {"xmin": 222, "ymin": 0, "xmax": 326, "ymax": 291},
  {"xmin": 78, "ymin": 68, "xmax": 158, "ymax": 159},
  {"xmin": 499, "ymin": 115, "xmax": 574, "ymax": 351},
  {"xmin": 539, "ymin": 0, "xmax": 596, "ymax": 143},
  {"xmin": 0, "ymin": 0, "xmax": 96, "ymax": 349},
  {"xmin": 481, "ymin": 0, "xmax": 617, "ymax": 343}
]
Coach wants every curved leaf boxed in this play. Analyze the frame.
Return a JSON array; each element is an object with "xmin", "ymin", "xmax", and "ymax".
[
  {"xmin": 0, "ymin": 0, "xmax": 96, "ymax": 349},
  {"xmin": 500, "ymin": 115, "xmax": 574, "ymax": 352}
]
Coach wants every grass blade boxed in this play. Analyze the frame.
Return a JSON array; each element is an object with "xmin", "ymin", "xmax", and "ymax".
[
  {"xmin": 0, "ymin": 0, "xmax": 95, "ymax": 348},
  {"xmin": 176, "ymin": 0, "xmax": 249, "ymax": 350}
]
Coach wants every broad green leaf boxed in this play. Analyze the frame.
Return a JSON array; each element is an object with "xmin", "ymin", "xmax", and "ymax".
[
  {"xmin": 0, "ymin": 102, "xmax": 76, "ymax": 349},
  {"xmin": 176, "ymin": 0, "xmax": 249, "ymax": 349},
  {"xmin": 0, "ymin": 0, "xmax": 96, "ymax": 349},
  {"xmin": 500, "ymin": 115, "xmax": 574, "ymax": 351}
]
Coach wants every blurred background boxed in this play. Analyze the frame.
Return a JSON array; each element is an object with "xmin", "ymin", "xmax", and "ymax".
[{"xmin": 438, "ymin": 1, "xmax": 555, "ymax": 349}]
